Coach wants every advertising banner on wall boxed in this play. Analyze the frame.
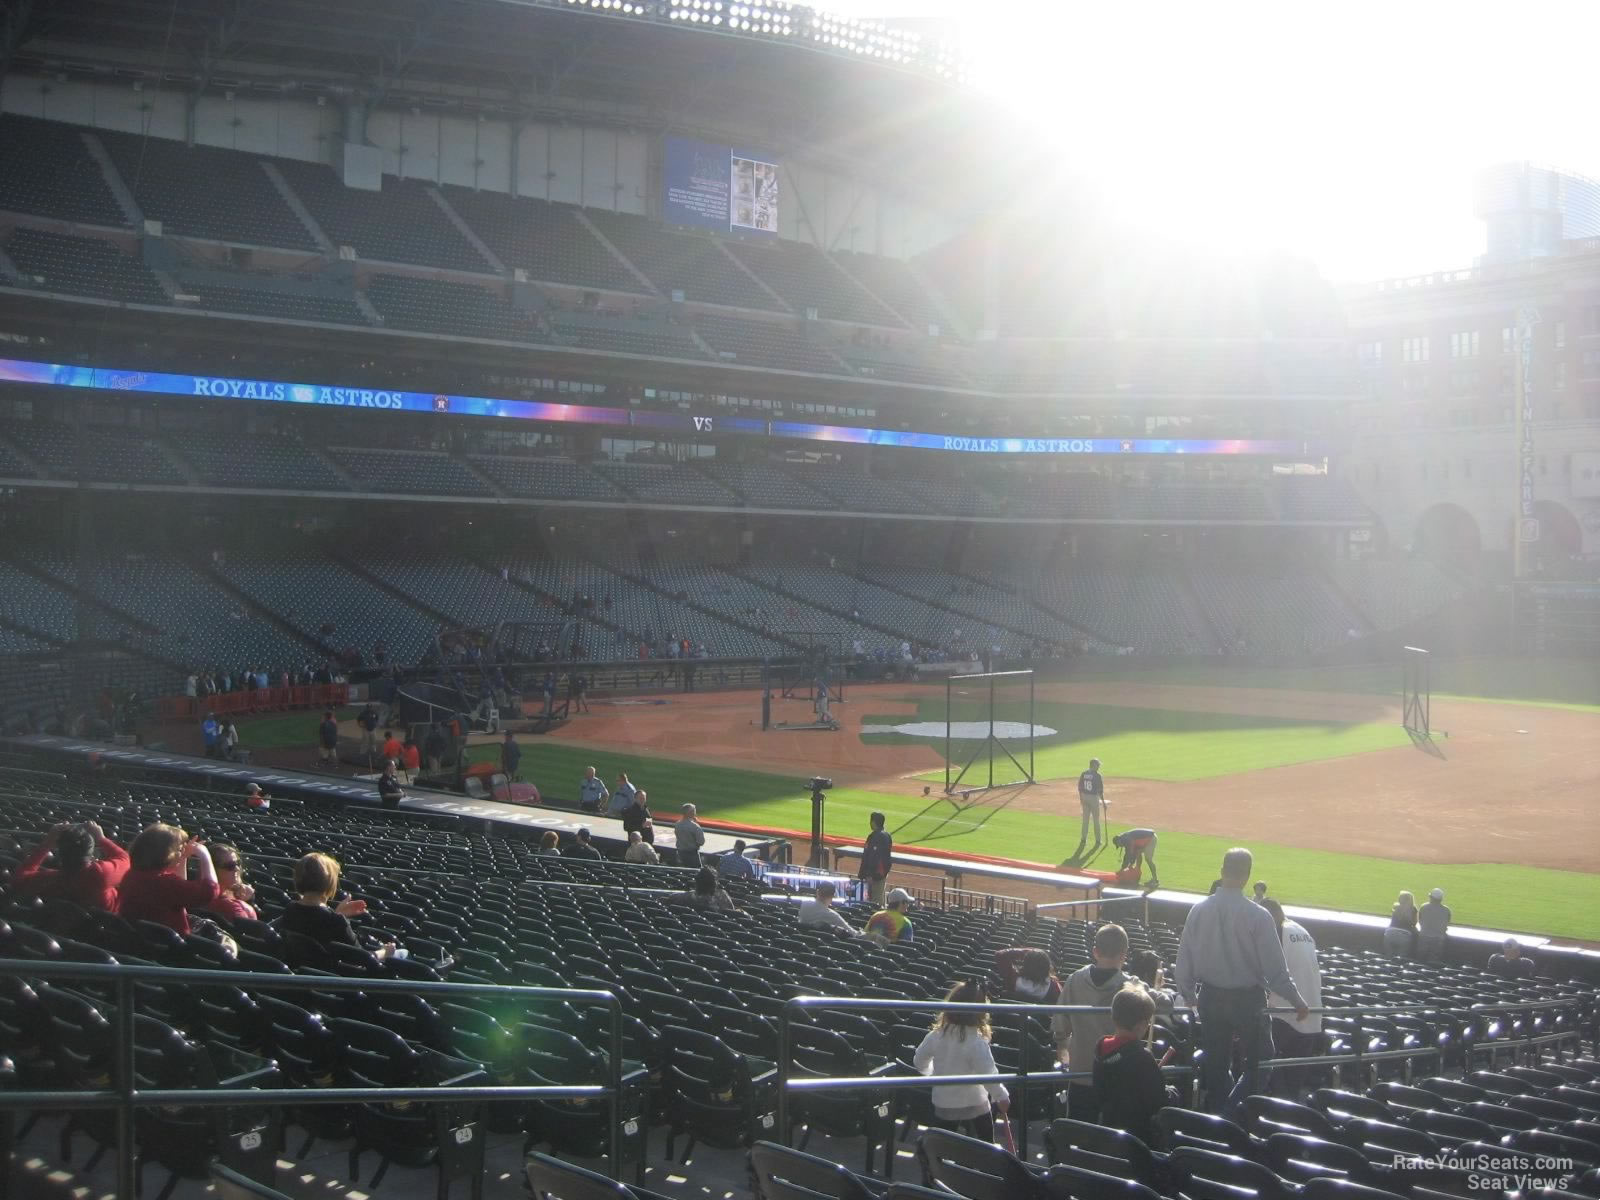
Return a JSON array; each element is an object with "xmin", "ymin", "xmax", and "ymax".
[{"xmin": 663, "ymin": 136, "xmax": 778, "ymax": 234}]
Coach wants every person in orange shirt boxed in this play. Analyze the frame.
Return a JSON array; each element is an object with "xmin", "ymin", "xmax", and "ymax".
[
  {"xmin": 400, "ymin": 735, "xmax": 421, "ymax": 781},
  {"xmin": 381, "ymin": 728, "xmax": 403, "ymax": 765}
]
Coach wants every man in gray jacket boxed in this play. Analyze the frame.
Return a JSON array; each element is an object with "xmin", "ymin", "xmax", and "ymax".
[{"xmin": 1176, "ymin": 847, "xmax": 1308, "ymax": 1116}]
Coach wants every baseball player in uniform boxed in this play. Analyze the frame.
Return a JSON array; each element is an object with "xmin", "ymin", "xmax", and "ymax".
[
  {"xmin": 1112, "ymin": 828, "xmax": 1159, "ymax": 887},
  {"xmin": 1074, "ymin": 757, "xmax": 1106, "ymax": 858}
]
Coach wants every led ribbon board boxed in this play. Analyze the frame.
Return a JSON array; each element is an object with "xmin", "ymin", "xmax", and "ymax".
[{"xmin": 0, "ymin": 356, "xmax": 1311, "ymax": 457}]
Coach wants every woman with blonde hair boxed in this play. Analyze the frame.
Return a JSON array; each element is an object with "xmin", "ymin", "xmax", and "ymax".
[
  {"xmin": 912, "ymin": 980, "xmax": 1009, "ymax": 1141},
  {"xmin": 207, "ymin": 843, "xmax": 258, "ymax": 922},
  {"xmin": 1385, "ymin": 890, "xmax": 1418, "ymax": 957},
  {"xmin": 116, "ymin": 823, "xmax": 218, "ymax": 934},
  {"xmin": 272, "ymin": 852, "xmax": 394, "ymax": 959}
]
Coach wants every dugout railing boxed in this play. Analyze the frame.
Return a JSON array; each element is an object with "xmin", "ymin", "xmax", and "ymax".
[
  {"xmin": 776, "ymin": 993, "xmax": 1590, "ymax": 1164},
  {"xmin": 0, "ymin": 959, "xmax": 634, "ymax": 1197}
]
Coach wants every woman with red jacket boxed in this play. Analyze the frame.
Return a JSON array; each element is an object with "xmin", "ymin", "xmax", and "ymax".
[
  {"xmin": 116, "ymin": 824, "xmax": 219, "ymax": 934},
  {"xmin": 14, "ymin": 821, "xmax": 129, "ymax": 912}
]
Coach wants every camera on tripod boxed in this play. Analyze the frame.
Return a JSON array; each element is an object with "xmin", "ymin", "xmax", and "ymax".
[{"xmin": 807, "ymin": 777, "xmax": 832, "ymax": 793}]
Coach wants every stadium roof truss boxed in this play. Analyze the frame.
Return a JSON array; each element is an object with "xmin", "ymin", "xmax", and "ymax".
[{"xmin": 8, "ymin": 0, "xmax": 983, "ymax": 182}]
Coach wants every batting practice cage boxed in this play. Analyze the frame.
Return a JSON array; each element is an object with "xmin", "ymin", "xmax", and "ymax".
[
  {"xmin": 761, "ymin": 636, "xmax": 844, "ymax": 731},
  {"xmin": 1402, "ymin": 645, "xmax": 1431, "ymax": 739},
  {"xmin": 943, "ymin": 669, "xmax": 1037, "ymax": 795}
]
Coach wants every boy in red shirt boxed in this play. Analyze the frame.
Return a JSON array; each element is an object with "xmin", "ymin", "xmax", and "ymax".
[{"xmin": 1093, "ymin": 986, "xmax": 1179, "ymax": 1145}]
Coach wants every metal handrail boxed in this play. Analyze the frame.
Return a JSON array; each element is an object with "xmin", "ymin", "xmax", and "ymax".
[
  {"xmin": 776, "ymin": 992, "xmax": 1587, "ymax": 1163},
  {"xmin": 1034, "ymin": 894, "xmax": 1150, "ymax": 912},
  {"xmin": 0, "ymin": 958, "xmax": 628, "ymax": 1193}
]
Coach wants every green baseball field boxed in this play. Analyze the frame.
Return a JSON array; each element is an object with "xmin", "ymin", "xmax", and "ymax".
[{"xmin": 232, "ymin": 656, "xmax": 1600, "ymax": 941}]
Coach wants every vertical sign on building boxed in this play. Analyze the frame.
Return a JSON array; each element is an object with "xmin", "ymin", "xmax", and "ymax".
[
  {"xmin": 663, "ymin": 136, "xmax": 779, "ymax": 235},
  {"xmin": 1514, "ymin": 304, "xmax": 1540, "ymax": 578}
]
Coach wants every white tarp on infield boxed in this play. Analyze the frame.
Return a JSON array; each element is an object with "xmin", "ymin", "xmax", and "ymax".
[{"xmin": 859, "ymin": 721, "xmax": 1057, "ymax": 739}]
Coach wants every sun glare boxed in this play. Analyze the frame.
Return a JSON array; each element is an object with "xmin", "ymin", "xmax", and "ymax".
[{"xmin": 827, "ymin": 0, "xmax": 1600, "ymax": 281}]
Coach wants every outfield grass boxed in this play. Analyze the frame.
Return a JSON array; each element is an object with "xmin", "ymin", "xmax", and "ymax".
[
  {"xmin": 862, "ymin": 696, "xmax": 1410, "ymax": 783},
  {"xmin": 1088, "ymin": 656, "xmax": 1600, "ymax": 711}
]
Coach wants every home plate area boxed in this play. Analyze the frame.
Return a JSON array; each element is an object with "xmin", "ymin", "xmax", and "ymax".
[{"xmin": 859, "ymin": 720, "xmax": 1058, "ymax": 739}]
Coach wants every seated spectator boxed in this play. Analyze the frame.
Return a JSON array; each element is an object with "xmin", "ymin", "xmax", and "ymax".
[
  {"xmin": 1487, "ymin": 938, "xmax": 1535, "ymax": 979},
  {"xmin": 245, "ymin": 782, "xmax": 272, "ymax": 811},
  {"xmin": 623, "ymin": 831, "xmax": 660, "ymax": 865},
  {"xmin": 274, "ymin": 852, "xmax": 394, "ymax": 959},
  {"xmin": 208, "ymin": 843, "xmax": 258, "ymax": 922},
  {"xmin": 377, "ymin": 760, "xmax": 405, "ymax": 810},
  {"xmin": 564, "ymin": 827, "xmax": 602, "ymax": 860},
  {"xmin": 621, "ymin": 789, "xmax": 654, "ymax": 843},
  {"xmin": 718, "ymin": 840, "xmax": 757, "ymax": 880},
  {"xmin": 993, "ymin": 947, "xmax": 1061, "ymax": 1004},
  {"xmin": 1126, "ymin": 949, "xmax": 1170, "ymax": 1002},
  {"xmin": 14, "ymin": 821, "xmax": 129, "ymax": 912},
  {"xmin": 1416, "ymin": 888, "xmax": 1451, "ymax": 960},
  {"xmin": 1093, "ymin": 985, "xmax": 1179, "ymax": 1145},
  {"xmin": 537, "ymin": 831, "xmax": 562, "ymax": 856},
  {"xmin": 117, "ymin": 824, "xmax": 218, "ymax": 934},
  {"xmin": 796, "ymin": 881, "xmax": 860, "ymax": 935},
  {"xmin": 1384, "ymin": 890, "xmax": 1418, "ymax": 957},
  {"xmin": 864, "ymin": 887, "xmax": 916, "ymax": 944},
  {"xmin": 913, "ymin": 980, "xmax": 1009, "ymax": 1141},
  {"xmin": 672, "ymin": 866, "xmax": 737, "ymax": 912}
]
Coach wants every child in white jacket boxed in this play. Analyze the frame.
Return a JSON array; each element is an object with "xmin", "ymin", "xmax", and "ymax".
[{"xmin": 913, "ymin": 980, "xmax": 1010, "ymax": 1142}]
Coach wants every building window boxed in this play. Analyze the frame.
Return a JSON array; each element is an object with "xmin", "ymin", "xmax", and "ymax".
[
  {"xmin": 1554, "ymin": 320, "xmax": 1566, "ymax": 349},
  {"xmin": 1403, "ymin": 336, "xmax": 1431, "ymax": 363},
  {"xmin": 1450, "ymin": 331, "xmax": 1479, "ymax": 358}
]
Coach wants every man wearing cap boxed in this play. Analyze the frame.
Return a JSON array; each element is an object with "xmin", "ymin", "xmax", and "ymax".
[
  {"xmin": 1175, "ymin": 846, "xmax": 1308, "ymax": 1116},
  {"xmin": 1417, "ymin": 888, "xmax": 1451, "ymax": 961},
  {"xmin": 865, "ymin": 888, "xmax": 915, "ymax": 944},
  {"xmin": 564, "ymin": 827, "xmax": 602, "ymax": 860},
  {"xmin": 1487, "ymin": 938, "xmax": 1534, "ymax": 979},
  {"xmin": 1073, "ymin": 757, "xmax": 1106, "ymax": 859}
]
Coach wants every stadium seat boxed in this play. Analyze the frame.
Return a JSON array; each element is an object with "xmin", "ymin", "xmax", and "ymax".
[
  {"xmin": 525, "ymin": 1150, "xmax": 675, "ymax": 1200},
  {"xmin": 1166, "ymin": 1146, "xmax": 1302, "ymax": 1200},
  {"xmin": 1152, "ymin": 1108, "xmax": 1256, "ymax": 1156},
  {"xmin": 1046, "ymin": 1118, "xmax": 1170, "ymax": 1192},
  {"xmin": 749, "ymin": 1140, "xmax": 886, "ymax": 1200},
  {"xmin": 916, "ymin": 1127, "xmax": 1047, "ymax": 1200}
]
